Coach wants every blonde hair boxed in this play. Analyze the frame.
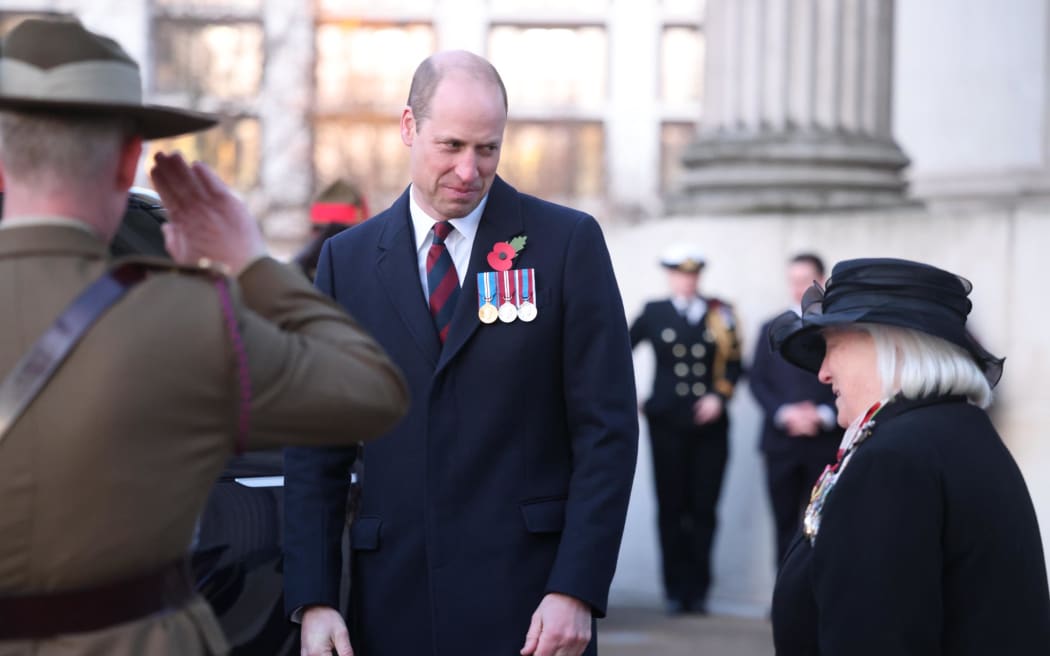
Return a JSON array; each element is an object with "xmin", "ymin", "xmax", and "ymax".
[{"xmin": 853, "ymin": 323, "xmax": 992, "ymax": 408}]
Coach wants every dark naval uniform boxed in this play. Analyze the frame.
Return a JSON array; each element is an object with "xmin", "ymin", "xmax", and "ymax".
[{"xmin": 630, "ymin": 296, "xmax": 742, "ymax": 611}]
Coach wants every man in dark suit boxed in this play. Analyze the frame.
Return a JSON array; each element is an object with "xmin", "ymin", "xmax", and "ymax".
[
  {"xmin": 629, "ymin": 246, "xmax": 742, "ymax": 614},
  {"xmin": 749, "ymin": 253, "xmax": 841, "ymax": 565},
  {"xmin": 283, "ymin": 50, "xmax": 638, "ymax": 656}
]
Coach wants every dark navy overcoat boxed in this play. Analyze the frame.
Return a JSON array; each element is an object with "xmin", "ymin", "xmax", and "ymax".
[{"xmin": 284, "ymin": 176, "xmax": 638, "ymax": 655}]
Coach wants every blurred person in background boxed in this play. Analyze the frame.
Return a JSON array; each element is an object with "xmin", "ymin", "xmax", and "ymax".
[
  {"xmin": 629, "ymin": 245, "xmax": 742, "ymax": 615},
  {"xmin": 294, "ymin": 178, "xmax": 370, "ymax": 280},
  {"xmin": 769, "ymin": 257, "xmax": 1050, "ymax": 655},
  {"xmin": 0, "ymin": 16, "xmax": 407, "ymax": 655},
  {"xmin": 749, "ymin": 253, "xmax": 841, "ymax": 567}
]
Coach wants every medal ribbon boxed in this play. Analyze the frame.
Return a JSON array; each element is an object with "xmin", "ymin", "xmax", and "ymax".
[
  {"xmin": 519, "ymin": 268, "xmax": 532, "ymax": 305},
  {"xmin": 478, "ymin": 271, "xmax": 495, "ymax": 307},
  {"xmin": 500, "ymin": 270, "xmax": 515, "ymax": 305},
  {"xmin": 803, "ymin": 397, "xmax": 890, "ymax": 544}
]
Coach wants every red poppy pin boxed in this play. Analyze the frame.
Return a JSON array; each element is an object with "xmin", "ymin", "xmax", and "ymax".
[{"xmin": 487, "ymin": 235, "xmax": 527, "ymax": 271}]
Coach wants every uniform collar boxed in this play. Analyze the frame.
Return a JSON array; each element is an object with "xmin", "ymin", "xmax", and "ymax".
[
  {"xmin": 0, "ymin": 220, "xmax": 109, "ymax": 259},
  {"xmin": 0, "ymin": 214, "xmax": 99, "ymax": 235}
]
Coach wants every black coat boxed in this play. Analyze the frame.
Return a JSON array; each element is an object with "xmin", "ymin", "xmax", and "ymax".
[
  {"xmin": 772, "ymin": 395, "xmax": 1050, "ymax": 655},
  {"xmin": 749, "ymin": 318, "xmax": 841, "ymax": 455},
  {"xmin": 283, "ymin": 178, "xmax": 638, "ymax": 655}
]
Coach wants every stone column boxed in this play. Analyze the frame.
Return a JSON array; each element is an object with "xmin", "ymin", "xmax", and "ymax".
[
  {"xmin": 259, "ymin": 0, "xmax": 316, "ymax": 254},
  {"xmin": 670, "ymin": 0, "xmax": 910, "ymax": 213}
]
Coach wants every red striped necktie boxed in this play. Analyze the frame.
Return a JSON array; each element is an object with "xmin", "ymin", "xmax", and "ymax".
[{"xmin": 427, "ymin": 221, "xmax": 460, "ymax": 343}]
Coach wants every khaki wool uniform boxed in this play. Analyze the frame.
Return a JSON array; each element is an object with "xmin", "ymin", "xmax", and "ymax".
[{"xmin": 0, "ymin": 221, "xmax": 408, "ymax": 655}]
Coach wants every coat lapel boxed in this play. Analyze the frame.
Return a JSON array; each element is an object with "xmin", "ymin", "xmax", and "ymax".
[
  {"xmin": 376, "ymin": 189, "xmax": 441, "ymax": 368},
  {"xmin": 436, "ymin": 177, "xmax": 524, "ymax": 374}
]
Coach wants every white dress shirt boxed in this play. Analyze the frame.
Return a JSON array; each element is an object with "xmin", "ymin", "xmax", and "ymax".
[
  {"xmin": 671, "ymin": 295, "xmax": 707, "ymax": 326},
  {"xmin": 409, "ymin": 185, "xmax": 487, "ymax": 302}
]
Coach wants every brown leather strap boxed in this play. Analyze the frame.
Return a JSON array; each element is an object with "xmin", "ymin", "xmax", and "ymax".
[
  {"xmin": 0, "ymin": 559, "xmax": 195, "ymax": 639},
  {"xmin": 0, "ymin": 263, "xmax": 148, "ymax": 445}
]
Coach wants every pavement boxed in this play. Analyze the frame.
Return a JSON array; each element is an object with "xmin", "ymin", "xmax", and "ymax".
[{"xmin": 599, "ymin": 607, "xmax": 774, "ymax": 656}]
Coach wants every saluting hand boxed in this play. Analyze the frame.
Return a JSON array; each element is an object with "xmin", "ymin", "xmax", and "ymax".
[
  {"xmin": 300, "ymin": 606, "xmax": 354, "ymax": 656},
  {"xmin": 520, "ymin": 593, "xmax": 592, "ymax": 656},
  {"xmin": 149, "ymin": 151, "xmax": 267, "ymax": 276}
]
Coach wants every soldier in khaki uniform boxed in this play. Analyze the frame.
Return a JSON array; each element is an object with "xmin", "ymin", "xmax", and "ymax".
[
  {"xmin": 0, "ymin": 17, "xmax": 408, "ymax": 655},
  {"xmin": 630, "ymin": 246, "xmax": 742, "ymax": 615}
]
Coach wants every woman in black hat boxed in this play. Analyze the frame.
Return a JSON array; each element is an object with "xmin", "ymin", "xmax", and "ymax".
[{"xmin": 768, "ymin": 258, "xmax": 1050, "ymax": 655}]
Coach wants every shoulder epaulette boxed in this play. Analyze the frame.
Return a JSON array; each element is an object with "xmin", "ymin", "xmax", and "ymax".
[{"xmin": 705, "ymin": 297, "xmax": 736, "ymax": 329}]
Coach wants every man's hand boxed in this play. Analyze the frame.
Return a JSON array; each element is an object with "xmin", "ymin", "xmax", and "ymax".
[
  {"xmin": 693, "ymin": 394, "xmax": 724, "ymax": 425},
  {"xmin": 520, "ymin": 593, "xmax": 592, "ymax": 656},
  {"xmin": 780, "ymin": 402, "xmax": 821, "ymax": 437},
  {"xmin": 149, "ymin": 151, "xmax": 267, "ymax": 276},
  {"xmin": 300, "ymin": 606, "xmax": 353, "ymax": 656}
]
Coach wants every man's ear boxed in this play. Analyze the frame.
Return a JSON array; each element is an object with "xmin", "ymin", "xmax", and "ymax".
[
  {"xmin": 400, "ymin": 107, "xmax": 416, "ymax": 147},
  {"xmin": 116, "ymin": 134, "xmax": 144, "ymax": 190}
]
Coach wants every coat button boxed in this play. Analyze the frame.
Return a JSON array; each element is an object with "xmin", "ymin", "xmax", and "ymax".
[
  {"xmin": 672, "ymin": 344, "xmax": 687, "ymax": 358},
  {"xmin": 692, "ymin": 382, "xmax": 707, "ymax": 397},
  {"xmin": 674, "ymin": 363, "xmax": 689, "ymax": 377},
  {"xmin": 676, "ymin": 382, "xmax": 690, "ymax": 396},
  {"xmin": 662, "ymin": 328, "xmax": 676, "ymax": 343},
  {"xmin": 692, "ymin": 363, "xmax": 707, "ymax": 376},
  {"xmin": 691, "ymin": 343, "xmax": 706, "ymax": 358}
]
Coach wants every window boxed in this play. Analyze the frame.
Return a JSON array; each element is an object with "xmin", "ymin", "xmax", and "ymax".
[
  {"xmin": 489, "ymin": 0, "xmax": 607, "ymax": 11},
  {"xmin": 315, "ymin": 23, "xmax": 436, "ymax": 114},
  {"xmin": 663, "ymin": 0, "xmax": 706, "ymax": 16},
  {"xmin": 154, "ymin": 0, "xmax": 260, "ymax": 10},
  {"xmin": 319, "ymin": 0, "xmax": 434, "ymax": 12},
  {"xmin": 500, "ymin": 122, "xmax": 605, "ymax": 199},
  {"xmin": 661, "ymin": 122, "xmax": 695, "ymax": 193},
  {"xmin": 661, "ymin": 26, "xmax": 704, "ymax": 105},
  {"xmin": 153, "ymin": 21, "xmax": 263, "ymax": 102},
  {"xmin": 150, "ymin": 2, "xmax": 263, "ymax": 193},
  {"xmin": 487, "ymin": 25, "xmax": 606, "ymax": 203},
  {"xmin": 488, "ymin": 25, "xmax": 607, "ymax": 112},
  {"xmin": 313, "ymin": 119, "xmax": 410, "ymax": 210},
  {"xmin": 146, "ymin": 117, "xmax": 261, "ymax": 190},
  {"xmin": 313, "ymin": 20, "xmax": 435, "ymax": 208}
]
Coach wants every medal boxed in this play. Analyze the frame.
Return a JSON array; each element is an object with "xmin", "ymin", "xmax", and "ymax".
[
  {"xmin": 477, "ymin": 271, "xmax": 498, "ymax": 324},
  {"xmin": 517, "ymin": 268, "xmax": 537, "ymax": 322},
  {"xmin": 498, "ymin": 269, "xmax": 517, "ymax": 323},
  {"xmin": 803, "ymin": 399, "xmax": 886, "ymax": 545}
]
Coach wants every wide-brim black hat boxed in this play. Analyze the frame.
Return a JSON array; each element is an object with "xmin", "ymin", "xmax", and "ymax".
[
  {"xmin": 768, "ymin": 257, "xmax": 1004, "ymax": 386},
  {"xmin": 0, "ymin": 17, "xmax": 217, "ymax": 139}
]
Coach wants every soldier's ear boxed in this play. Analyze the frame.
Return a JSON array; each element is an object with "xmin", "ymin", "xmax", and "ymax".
[{"xmin": 116, "ymin": 135, "xmax": 143, "ymax": 191}]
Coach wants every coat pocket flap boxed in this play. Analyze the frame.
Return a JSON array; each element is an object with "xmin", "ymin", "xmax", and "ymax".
[
  {"xmin": 520, "ymin": 498, "xmax": 567, "ymax": 533},
  {"xmin": 350, "ymin": 516, "xmax": 382, "ymax": 551}
]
